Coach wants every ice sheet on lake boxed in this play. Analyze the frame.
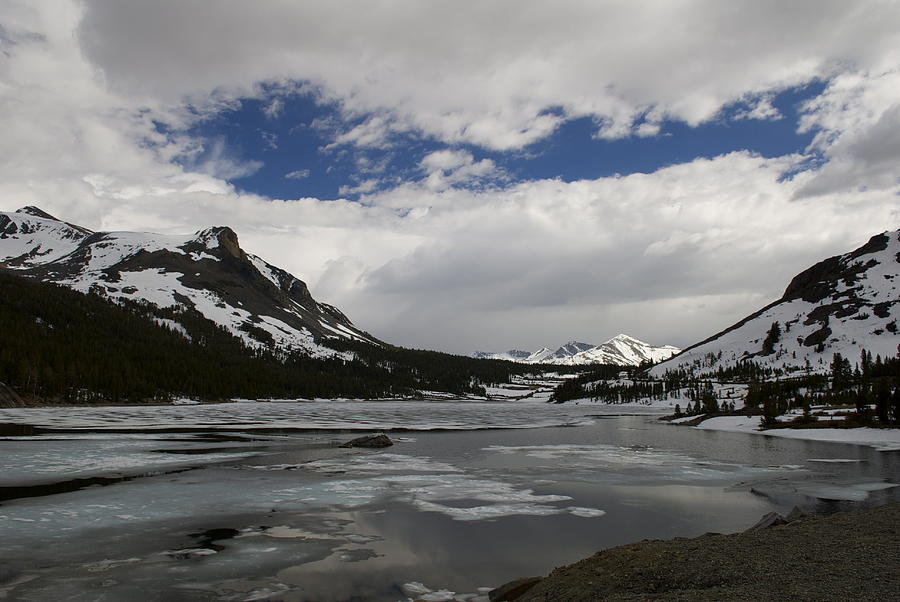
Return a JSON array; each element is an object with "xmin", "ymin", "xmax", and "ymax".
[
  {"xmin": 483, "ymin": 443, "xmax": 790, "ymax": 483},
  {"xmin": 0, "ymin": 437, "xmax": 268, "ymax": 485},
  {"xmin": 747, "ymin": 478, "xmax": 898, "ymax": 502},
  {"xmin": 299, "ymin": 453, "xmax": 600, "ymax": 521},
  {"xmin": 0, "ymin": 400, "xmax": 597, "ymax": 432}
]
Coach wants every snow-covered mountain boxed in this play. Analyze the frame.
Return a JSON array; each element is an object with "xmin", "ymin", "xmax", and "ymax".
[
  {"xmin": 474, "ymin": 335, "xmax": 680, "ymax": 366},
  {"xmin": 0, "ymin": 206, "xmax": 377, "ymax": 356},
  {"xmin": 650, "ymin": 229, "xmax": 900, "ymax": 377}
]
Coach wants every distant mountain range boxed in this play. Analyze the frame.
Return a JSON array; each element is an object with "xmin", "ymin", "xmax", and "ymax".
[
  {"xmin": 0, "ymin": 206, "xmax": 377, "ymax": 358},
  {"xmin": 650, "ymin": 229, "xmax": 900, "ymax": 377},
  {"xmin": 474, "ymin": 334, "xmax": 680, "ymax": 366}
]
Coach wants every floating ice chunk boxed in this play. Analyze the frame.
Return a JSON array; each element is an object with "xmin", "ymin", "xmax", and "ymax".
[
  {"xmin": 414, "ymin": 500, "xmax": 562, "ymax": 521},
  {"xmin": 566, "ymin": 506, "xmax": 607, "ymax": 518},
  {"xmin": 83, "ymin": 558, "xmax": 141, "ymax": 572},
  {"xmin": 806, "ymin": 458, "xmax": 864, "ymax": 463},
  {"xmin": 420, "ymin": 591, "xmax": 458, "ymax": 602},
  {"xmin": 306, "ymin": 453, "xmax": 463, "ymax": 474},
  {"xmin": 162, "ymin": 547, "xmax": 218, "ymax": 559},
  {"xmin": 263, "ymin": 526, "xmax": 337, "ymax": 541},
  {"xmin": 171, "ymin": 398, "xmax": 200, "ymax": 405}
]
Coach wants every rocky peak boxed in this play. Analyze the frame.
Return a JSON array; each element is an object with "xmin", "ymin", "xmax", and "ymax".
[
  {"xmin": 782, "ymin": 232, "xmax": 891, "ymax": 304},
  {"xmin": 15, "ymin": 206, "xmax": 59, "ymax": 220},
  {"xmin": 193, "ymin": 226, "xmax": 243, "ymax": 259}
]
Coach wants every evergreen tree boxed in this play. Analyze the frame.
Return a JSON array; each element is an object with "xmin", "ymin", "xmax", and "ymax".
[{"xmin": 762, "ymin": 321, "xmax": 781, "ymax": 355}]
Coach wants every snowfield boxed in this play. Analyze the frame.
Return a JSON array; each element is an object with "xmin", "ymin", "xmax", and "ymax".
[{"xmin": 694, "ymin": 415, "xmax": 900, "ymax": 451}]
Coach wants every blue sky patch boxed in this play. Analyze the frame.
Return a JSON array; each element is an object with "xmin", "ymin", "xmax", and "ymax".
[{"xmin": 175, "ymin": 81, "xmax": 826, "ymax": 200}]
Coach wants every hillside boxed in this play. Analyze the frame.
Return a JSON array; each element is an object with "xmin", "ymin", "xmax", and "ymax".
[
  {"xmin": 650, "ymin": 230, "xmax": 900, "ymax": 378},
  {"xmin": 516, "ymin": 503, "xmax": 900, "ymax": 601},
  {"xmin": 0, "ymin": 270, "xmax": 526, "ymax": 406},
  {"xmin": 0, "ymin": 206, "xmax": 375, "ymax": 358}
]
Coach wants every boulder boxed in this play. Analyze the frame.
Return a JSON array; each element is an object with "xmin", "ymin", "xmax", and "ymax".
[
  {"xmin": 339, "ymin": 433, "xmax": 394, "ymax": 448},
  {"xmin": 747, "ymin": 511, "xmax": 787, "ymax": 531},
  {"xmin": 786, "ymin": 505, "xmax": 808, "ymax": 522}
]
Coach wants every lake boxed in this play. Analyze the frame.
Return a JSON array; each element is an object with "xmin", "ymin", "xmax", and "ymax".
[{"xmin": 1, "ymin": 400, "xmax": 898, "ymax": 601}]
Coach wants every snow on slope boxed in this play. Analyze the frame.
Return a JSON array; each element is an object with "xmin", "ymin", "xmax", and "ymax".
[
  {"xmin": 563, "ymin": 334, "xmax": 681, "ymax": 366},
  {"xmin": 474, "ymin": 335, "xmax": 680, "ymax": 366},
  {"xmin": 651, "ymin": 230, "xmax": 900, "ymax": 377},
  {"xmin": 0, "ymin": 206, "xmax": 91, "ymax": 267},
  {"xmin": 0, "ymin": 207, "xmax": 376, "ymax": 357}
]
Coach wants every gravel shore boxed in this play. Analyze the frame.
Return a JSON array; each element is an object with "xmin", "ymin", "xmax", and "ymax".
[{"xmin": 515, "ymin": 502, "xmax": 900, "ymax": 601}]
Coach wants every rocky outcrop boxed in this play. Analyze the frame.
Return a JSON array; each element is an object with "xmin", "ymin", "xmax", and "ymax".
[{"xmin": 339, "ymin": 433, "xmax": 394, "ymax": 448}]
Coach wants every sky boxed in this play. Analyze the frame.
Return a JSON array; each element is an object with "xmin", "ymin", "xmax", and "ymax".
[{"xmin": 1, "ymin": 0, "xmax": 899, "ymax": 354}]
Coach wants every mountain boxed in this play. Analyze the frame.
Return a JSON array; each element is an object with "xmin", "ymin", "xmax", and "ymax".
[
  {"xmin": 0, "ymin": 206, "xmax": 377, "ymax": 357},
  {"xmin": 474, "ymin": 335, "xmax": 680, "ymax": 366},
  {"xmin": 0, "ymin": 270, "xmax": 526, "ymax": 405},
  {"xmin": 650, "ymin": 229, "xmax": 900, "ymax": 377}
]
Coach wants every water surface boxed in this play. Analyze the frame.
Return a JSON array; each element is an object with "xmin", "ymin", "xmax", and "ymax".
[{"xmin": 1, "ymin": 400, "xmax": 897, "ymax": 601}]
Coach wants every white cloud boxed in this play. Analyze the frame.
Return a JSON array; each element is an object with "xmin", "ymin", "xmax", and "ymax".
[
  {"xmin": 262, "ymin": 97, "xmax": 284, "ymax": 119},
  {"xmin": 338, "ymin": 179, "xmax": 380, "ymax": 196},
  {"xmin": 734, "ymin": 94, "xmax": 782, "ymax": 121},
  {"xmin": 310, "ymin": 152, "xmax": 897, "ymax": 351},
  {"xmin": 419, "ymin": 149, "xmax": 501, "ymax": 191},
  {"xmin": 795, "ymin": 68, "xmax": 900, "ymax": 197},
  {"xmin": 75, "ymin": 1, "xmax": 900, "ymax": 150},
  {"xmin": 284, "ymin": 169, "xmax": 311, "ymax": 180},
  {"xmin": 191, "ymin": 137, "xmax": 263, "ymax": 180}
]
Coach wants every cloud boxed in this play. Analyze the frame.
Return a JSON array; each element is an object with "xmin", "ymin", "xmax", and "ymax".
[
  {"xmin": 795, "ymin": 69, "xmax": 900, "ymax": 197},
  {"xmin": 284, "ymin": 169, "xmax": 311, "ymax": 180},
  {"xmin": 338, "ymin": 179, "xmax": 381, "ymax": 196},
  {"xmin": 311, "ymin": 152, "xmax": 896, "ymax": 351},
  {"xmin": 76, "ymin": 1, "xmax": 900, "ymax": 150},
  {"xmin": 262, "ymin": 97, "xmax": 284, "ymax": 119},
  {"xmin": 325, "ymin": 114, "xmax": 406, "ymax": 150},
  {"xmin": 734, "ymin": 94, "xmax": 782, "ymax": 121},
  {"xmin": 418, "ymin": 149, "xmax": 501, "ymax": 191},
  {"xmin": 190, "ymin": 137, "xmax": 263, "ymax": 180}
]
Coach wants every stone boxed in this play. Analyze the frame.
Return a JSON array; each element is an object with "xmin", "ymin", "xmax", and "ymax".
[
  {"xmin": 747, "ymin": 511, "xmax": 787, "ymax": 531},
  {"xmin": 339, "ymin": 433, "xmax": 394, "ymax": 448},
  {"xmin": 786, "ymin": 505, "xmax": 808, "ymax": 522}
]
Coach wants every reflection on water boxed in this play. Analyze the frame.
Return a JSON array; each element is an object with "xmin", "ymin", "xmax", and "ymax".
[{"xmin": 0, "ymin": 402, "xmax": 899, "ymax": 601}]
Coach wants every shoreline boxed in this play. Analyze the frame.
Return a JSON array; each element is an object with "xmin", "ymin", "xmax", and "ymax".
[
  {"xmin": 691, "ymin": 414, "xmax": 900, "ymax": 451},
  {"xmin": 511, "ymin": 501, "xmax": 900, "ymax": 601}
]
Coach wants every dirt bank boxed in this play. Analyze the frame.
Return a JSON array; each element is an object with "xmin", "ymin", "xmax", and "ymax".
[{"xmin": 515, "ymin": 502, "xmax": 900, "ymax": 601}]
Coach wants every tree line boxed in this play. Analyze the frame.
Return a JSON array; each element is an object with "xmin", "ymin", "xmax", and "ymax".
[{"xmin": 0, "ymin": 272, "xmax": 542, "ymax": 404}]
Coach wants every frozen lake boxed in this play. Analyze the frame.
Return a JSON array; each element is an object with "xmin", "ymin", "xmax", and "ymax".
[{"xmin": 1, "ymin": 400, "xmax": 899, "ymax": 601}]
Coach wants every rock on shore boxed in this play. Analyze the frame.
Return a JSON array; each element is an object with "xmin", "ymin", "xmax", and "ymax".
[{"xmin": 339, "ymin": 433, "xmax": 394, "ymax": 448}]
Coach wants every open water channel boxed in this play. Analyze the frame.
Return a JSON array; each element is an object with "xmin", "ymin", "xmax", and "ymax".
[{"xmin": 1, "ymin": 400, "xmax": 898, "ymax": 601}]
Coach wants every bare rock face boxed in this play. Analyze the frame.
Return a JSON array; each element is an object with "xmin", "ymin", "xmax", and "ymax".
[{"xmin": 339, "ymin": 433, "xmax": 394, "ymax": 448}]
